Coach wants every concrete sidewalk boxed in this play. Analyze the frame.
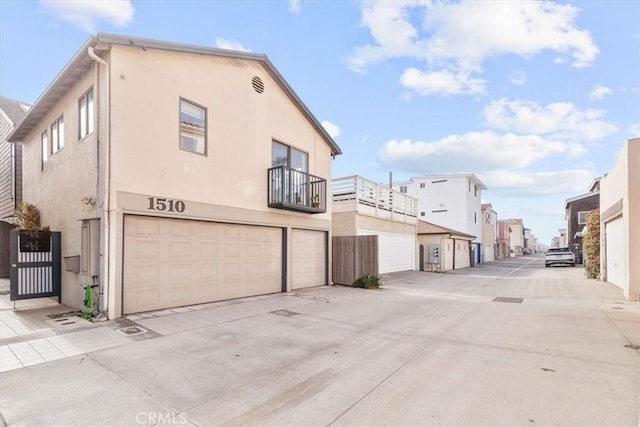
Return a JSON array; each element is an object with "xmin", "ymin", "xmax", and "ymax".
[{"xmin": 1, "ymin": 259, "xmax": 638, "ymax": 426}]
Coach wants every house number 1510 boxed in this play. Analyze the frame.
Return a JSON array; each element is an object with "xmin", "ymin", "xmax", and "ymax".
[{"xmin": 147, "ymin": 197, "xmax": 186, "ymax": 213}]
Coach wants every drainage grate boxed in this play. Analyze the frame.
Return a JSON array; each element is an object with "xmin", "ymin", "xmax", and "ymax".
[
  {"xmin": 493, "ymin": 297, "xmax": 523, "ymax": 304},
  {"xmin": 45, "ymin": 316, "xmax": 94, "ymax": 330},
  {"xmin": 271, "ymin": 309, "xmax": 298, "ymax": 317},
  {"xmin": 116, "ymin": 326, "xmax": 148, "ymax": 336}
]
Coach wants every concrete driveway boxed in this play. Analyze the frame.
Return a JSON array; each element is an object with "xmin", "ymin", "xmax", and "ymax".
[{"xmin": 1, "ymin": 256, "xmax": 639, "ymax": 426}]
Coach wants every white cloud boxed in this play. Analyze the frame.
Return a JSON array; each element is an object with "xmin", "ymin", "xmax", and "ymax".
[
  {"xmin": 289, "ymin": 0, "xmax": 301, "ymax": 14},
  {"xmin": 508, "ymin": 70, "xmax": 527, "ymax": 86},
  {"xmin": 589, "ymin": 85, "xmax": 612, "ymax": 101},
  {"xmin": 378, "ymin": 131, "xmax": 585, "ymax": 174},
  {"xmin": 321, "ymin": 120, "xmax": 341, "ymax": 139},
  {"xmin": 400, "ymin": 67, "xmax": 486, "ymax": 95},
  {"xmin": 480, "ymin": 169, "xmax": 595, "ymax": 196},
  {"xmin": 483, "ymin": 98, "xmax": 617, "ymax": 142},
  {"xmin": 629, "ymin": 122, "xmax": 640, "ymax": 136},
  {"xmin": 349, "ymin": 1, "xmax": 598, "ymax": 96},
  {"xmin": 40, "ymin": 0, "xmax": 134, "ymax": 32},
  {"xmin": 215, "ymin": 38, "xmax": 252, "ymax": 52}
]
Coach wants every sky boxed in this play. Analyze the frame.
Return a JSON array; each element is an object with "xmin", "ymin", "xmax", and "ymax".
[{"xmin": 1, "ymin": 0, "xmax": 639, "ymax": 245}]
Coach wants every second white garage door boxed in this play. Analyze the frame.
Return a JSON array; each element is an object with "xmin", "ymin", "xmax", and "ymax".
[
  {"xmin": 291, "ymin": 229, "xmax": 326, "ymax": 289},
  {"xmin": 357, "ymin": 230, "xmax": 415, "ymax": 274},
  {"xmin": 123, "ymin": 216, "xmax": 282, "ymax": 314},
  {"xmin": 605, "ymin": 216, "xmax": 624, "ymax": 289}
]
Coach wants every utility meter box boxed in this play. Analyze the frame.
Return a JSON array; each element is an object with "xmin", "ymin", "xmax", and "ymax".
[
  {"xmin": 80, "ymin": 218, "xmax": 100, "ymax": 276},
  {"xmin": 428, "ymin": 244, "xmax": 441, "ymax": 263}
]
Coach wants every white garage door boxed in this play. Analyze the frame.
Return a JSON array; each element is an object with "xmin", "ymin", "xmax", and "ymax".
[
  {"xmin": 123, "ymin": 216, "xmax": 282, "ymax": 314},
  {"xmin": 605, "ymin": 216, "xmax": 624, "ymax": 289},
  {"xmin": 358, "ymin": 230, "xmax": 415, "ymax": 274},
  {"xmin": 291, "ymin": 229, "xmax": 326, "ymax": 289}
]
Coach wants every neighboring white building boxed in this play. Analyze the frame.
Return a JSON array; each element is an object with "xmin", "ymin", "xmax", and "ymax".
[
  {"xmin": 394, "ymin": 174, "xmax": 487, "ymax": 264},
  {"xmin": 481, "ymin": 203, "xmax": 497, "ymax": 262}
]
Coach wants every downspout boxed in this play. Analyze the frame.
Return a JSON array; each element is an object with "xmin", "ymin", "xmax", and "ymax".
[{"xmin": 88, "ymin": 46, "xmax": 111, "ymax": 315}]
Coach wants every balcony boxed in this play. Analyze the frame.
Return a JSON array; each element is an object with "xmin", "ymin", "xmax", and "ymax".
[
  {"xmin": 332, "ymin": 175, "xmax": 418, "ymax": 224},
  {"xmin": 268, "ymin": 166, "xmax": 327, "ymax": 214}
]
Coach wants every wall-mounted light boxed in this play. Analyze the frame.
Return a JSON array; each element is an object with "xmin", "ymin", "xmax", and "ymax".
[{"xmin": 81, "ymin": 197, "xmax": 96, "ymax": 208}]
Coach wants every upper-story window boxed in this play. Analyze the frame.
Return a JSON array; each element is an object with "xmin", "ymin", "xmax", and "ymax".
[
  {"xmin": 51, "ymin": 116, "xmax": 64, "ymax": 153},
  {"xmin": 419, "ymin": 183, "xmax": 425, "ymax": 188},
  {"xmin": 79, "ymin": 88, "xmax": 94, "ymax": 139},
  {"xmin": 41, "ymin": 131, "xmax": 48, "ymax": 171},
  {"xmin": 474, "ymin": 185, "xmax": 478, "ymax": 197},
  {"xmin": 399, "ymin": 186, "xmax": 407, "ymax": 193},
  {"xmin": 272, "ymin": 140, "xmax": 307, "ymax": 171},
  {"xmin": 179, "ymin": 98, "xmax": 207, "ymax": 155},
  {"xmin": 578, "ymin": 211, "xmax": 590, "ymax": 225}
]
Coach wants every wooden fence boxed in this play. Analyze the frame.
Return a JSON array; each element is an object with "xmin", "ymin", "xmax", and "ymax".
[{"xmin": 332, "ymin": 235, "xmax": 378, "ymax": 286}]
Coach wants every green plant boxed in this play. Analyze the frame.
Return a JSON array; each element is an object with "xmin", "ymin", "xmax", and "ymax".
[
  {"xmin": 583, "ymin": 209, "xmax": 600, "ymax": 279},
  {"xmin": 352, "ymin": 275, "xmax": 382, "ymax": 289},
  {"xmin": 14, "ymin": 202, "xmax": 41, "ymax": 230},
  {"xmin": 48, "ymin": 311, "xmax": 94, "ymax": 322}
]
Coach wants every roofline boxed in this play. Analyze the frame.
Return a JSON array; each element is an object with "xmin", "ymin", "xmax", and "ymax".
[
  {"xmin": 8, "ymin": 33, "xmax": 342, "ymax": 155},
  {"xmin": 564, "ymin": 191, "xmax": 600, "ymax": 209},
  {"xmin": 401, "ymin": 174, "xmax": 488, "ymax": 190},
  {"xmin": 417, "ymin": 219, "xmax": 476, "ymax": 239}
]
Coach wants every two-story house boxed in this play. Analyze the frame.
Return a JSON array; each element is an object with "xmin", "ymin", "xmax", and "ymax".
[
  {"xmin": 500, "ymin": 218, "xmax": 525, "ymax": 256},
  {"xmin": 480, "ymin": 203, "xmax": 497, "ymax": 262},
  {"xmin": 564, "ymin": 183, "xmax": 600, "ymax": 264},
  {"xmin": 394, "ymin": 174, "xmax": 487, "ymax": 264},
  {"xmin": 0, "ymin": 96, "xmax": 30, "ymax": 278},
  {"xmin": 7, "ymin": 34, "xmax": 341, "ymax": 318},
  {"xmin": 496, "ymin": 221, "xmax": 511, "ymax": 259}
]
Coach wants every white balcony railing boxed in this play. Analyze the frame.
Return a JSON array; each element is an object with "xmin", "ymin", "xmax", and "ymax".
[{"xmin": 332, "ymin": 175, "xmax": 418, "ymax": 223}]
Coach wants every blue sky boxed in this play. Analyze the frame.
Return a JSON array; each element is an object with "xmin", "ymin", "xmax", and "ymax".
[{"xmin": 1, "ymin": 0, "xmax": 639, "ymax": 244}]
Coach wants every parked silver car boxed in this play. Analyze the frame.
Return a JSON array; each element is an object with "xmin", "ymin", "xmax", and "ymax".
[{"xmin": 545, "ymin": 247, "xmax": 576, "ymax": 267}]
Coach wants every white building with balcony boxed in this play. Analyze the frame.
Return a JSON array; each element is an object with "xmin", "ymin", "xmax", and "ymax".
[
  {"xmin": 332, "ymin": 175, "xmax": 418, "ymax": 274},
  {"xmin": 393, "ymin": 174, "xmax": 486, "ymax": 264}
]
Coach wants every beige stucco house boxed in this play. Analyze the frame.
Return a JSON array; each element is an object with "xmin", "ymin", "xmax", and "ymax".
[
  {"xmin": 416, "ymin": 220, "xmax": 475, "ymax": 272},
  {"xmin": 8, "ymin": 34, "xmax": 341, "ymax": 318},
  {"xmin": 599, "ymin": 137, "xmax": 639, "ymax": 301},
  {"xmin": 332, "ymin": 175, "xmax": 418, "ymax": 275}
]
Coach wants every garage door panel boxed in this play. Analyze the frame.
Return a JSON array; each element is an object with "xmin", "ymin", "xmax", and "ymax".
[
  {"xmin": 124, "ymin": 216, "xmax": 282, "ymax": 314},
  {"xmin": 605, "ymin": 217, "xmax": 623, "ymax": 288},
  {"xmin": 358, "ymin": 230, "xmax": 415, "ymax": 274},
  {"xmin": 291, "ymin": 229, "xmax": 326, "ymax": 290}
]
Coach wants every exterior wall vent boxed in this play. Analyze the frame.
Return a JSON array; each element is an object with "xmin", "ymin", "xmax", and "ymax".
[{"xmin": 252, "ymin": 76, "xmax": 265, "ymax": 93}]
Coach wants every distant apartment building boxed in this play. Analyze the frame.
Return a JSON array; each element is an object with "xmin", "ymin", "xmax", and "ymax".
[
  {"xmin": 501, "ymin": 218, "xmax": 524, "ymax": 256},
  {"xmin": 481, "ymin": 203, "xmax": 497, "ymax": 262},
  {"xmin": 394, "ymin": 174, "xmax": 485, "ymax": 264},
  {"xmin": 496, "ymin": 221, "xmax": 511, "ymax": 258}
]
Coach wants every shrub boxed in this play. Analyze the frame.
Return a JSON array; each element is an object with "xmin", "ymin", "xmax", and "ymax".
[
  {"xmin": 14, "ymin": 202, "xmax": 41, "ymax": 230},
  {"xmin": 583, "ymin": 209, "xmax": 600, "ymax": 279},
  {"xmin": 352, "ymin": 275, "xmax": 381, "ymax": 289}
]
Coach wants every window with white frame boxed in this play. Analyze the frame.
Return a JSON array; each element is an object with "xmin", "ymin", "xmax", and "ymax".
[
  {"xmin": 179, "ymin": 98, "xmax": 206, "ymax": 155},
  {"xmin": 419, "ymin": 182, "xmax": 425, "ymax": 188},
  {"xmin": 79, "ymin": 88, "xmax": 94, "ymax": 139},
  {"xmin": 51, "ymin": 115, "xmax": 64, "ymax": 153},
  {"xmin": 399, "ymin": 185, "xmax": 407, "ymax": 193},
  {"xmin": 578, "ymin": 211, "xmax": 590, "ymax": 225},
  {"xmin": 41, "ymin": 131, "xmax": 48, "ymax": 171}
]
